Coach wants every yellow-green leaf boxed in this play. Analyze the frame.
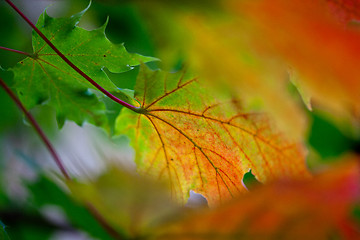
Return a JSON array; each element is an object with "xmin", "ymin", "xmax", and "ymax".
[
  {"xmin": 115, "ymin": 65, "xmax": 309, "ymax": 206},
  {"xmin": 68, "ymin": 166, "xmax": 177, "ymax": 239}
]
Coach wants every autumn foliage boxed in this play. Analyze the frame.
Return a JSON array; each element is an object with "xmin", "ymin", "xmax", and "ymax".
[{"xmin": 0, "ymin": 0, "xmax": 360, "ymax": 239}]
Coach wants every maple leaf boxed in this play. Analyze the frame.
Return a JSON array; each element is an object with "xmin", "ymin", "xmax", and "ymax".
[
  {"xmin": 156, "ymin": 159, "xmax": 360, "ymax": 239},
  {"xmin": 11, "ymin": 5, "xmax": 155, "ymax": 127},
  {"xmin": 132, "ymin": 1, "xmax": 308, "ymax": 141},
  {"xmin": 115, "ymin": 65, "xmax": 310, "ymax": 206},
  {"xmin": 182, "ymin": 14, "xmax": 308, "ymax": 141},
  {"xmin": 133, "ymin": 0, "xmax": 360, "ymax": 139}
]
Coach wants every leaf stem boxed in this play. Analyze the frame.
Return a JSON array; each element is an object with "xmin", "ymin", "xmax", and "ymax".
[
  {"xmin": 0, "ymin": 77, "xmax": 125, "ymax": 239},
  {"xmin": 5, "ymin": 0, "xmax": 140, "ymax": 112},
  {"xmin": 0, "ymin": 46, "xmax": 32, "ymax": 57},
  {"xmin": 3, "ymin": 3, "xmax": 131, "ymax": 236},
  {"xmin": 0, "ymin": 77, "xmax": 70, "ymax": 180}
]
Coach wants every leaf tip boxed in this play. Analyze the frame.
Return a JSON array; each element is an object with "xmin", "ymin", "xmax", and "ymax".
[
  {"xmin": 81, "ymin": 0, "xmax": 92, "ymax": 16},
  {"xmin": 70, "ymin": 0, "xmax": 92, "ymax": 26},
  {"xmin": 56, "ymin": 114, "xmax": 66, "ymax": 129},
  {"xmin": 99, "ymin": 16, "xmax": 110, "ymax": 33}
]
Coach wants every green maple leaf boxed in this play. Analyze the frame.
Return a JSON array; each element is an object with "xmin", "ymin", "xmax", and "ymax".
[
  {"xmin": 115, "ymin": 65, "xmax": 310, "ymax": 206},
  {"xmin": 11, "ymin": 4, "xmax": 155, "ymax": 127}
]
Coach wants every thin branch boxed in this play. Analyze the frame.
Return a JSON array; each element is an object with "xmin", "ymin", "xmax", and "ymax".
[
  {"xmin": 0, "ymin": 46, "xmax": 32, "ymax": 57},
  {"xmin": 5, "ymin": 0, "xmax": 140, "ymax": 112},
  {"xmin": 3, "ymin": 2, "xmax": 130, "ymax": 238},
  {"xmin": 0, "ymin": 77, "xmax": 70, "ymax": 180},
  {"xmin": 0, "ymin": 78, "xmax": 125, "ymax": 239}
]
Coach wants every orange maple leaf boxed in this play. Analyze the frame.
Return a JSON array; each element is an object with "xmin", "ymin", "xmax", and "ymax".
[{"xmin": 115, "ymin": 65, "xmax": 309, "ymax": 206}]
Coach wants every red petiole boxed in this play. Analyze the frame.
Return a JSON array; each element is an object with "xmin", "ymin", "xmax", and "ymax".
[
  {"xmin": 5, "ymin": 0, "xmax": 141, "ymax": 113},
  {"xmin": 0, "ymin": 77, "xmax": 70, "ymax": 180},
  {"xmin": 2, "ymin": 1, "xmax": 130, "ymax": 237},
  {"xmin": 0, "ymin": 77, "xmax": 124, "ymax": 239},
  {"xmin": 0, "ymin": 46, "xmax": 32, "ymax": 57}
]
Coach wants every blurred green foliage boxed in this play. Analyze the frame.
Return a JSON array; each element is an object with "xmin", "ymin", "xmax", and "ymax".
[
  {"xmin": 29, "ymin": 175, "xmax": 114, "ymax": 239},
  {"xmin": 308, "ymin": 112, "xmax": 358, "ymax": 159},
  {"xmin": 0, "ymin": 4, "xmax": 31, "ymax": 68},
  {"xmin": 0, "ymin": 220, "xmax": 10, "ymax": 240},
  {"xmin": 242, "ymin": 169, "xmax": 261, "ymax": 191},
  {"xmin": 0, "ymin": 69, "xmax": 19, "ymax": 133}
]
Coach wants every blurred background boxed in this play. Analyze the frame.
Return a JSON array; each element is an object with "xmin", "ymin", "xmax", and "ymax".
[{"xmin": 1, "ymin": 0, "xmax": 359, "ymax": 239}]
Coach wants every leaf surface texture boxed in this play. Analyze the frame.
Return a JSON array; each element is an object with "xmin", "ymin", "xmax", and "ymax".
[
  {"xmin": 116, "ymin": 66, "xmax": 309, "ymax": 205},
  {"xmin": 11, "ymin": 6, "xmax": 154, "ymax": 127}
]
